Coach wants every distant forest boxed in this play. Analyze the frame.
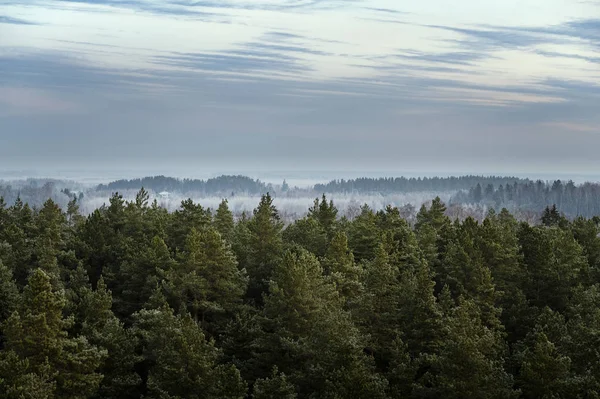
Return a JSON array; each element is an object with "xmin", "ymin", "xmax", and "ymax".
[
  {"xmin": 452, "ymin": 180, "xmax": 600, "ymax": 219},
  {"xmin": 96, "ymin": 175, "xmax": 271, "ymax": 195},
  {"xmin": 3, "ymin": 174, "xmax": 600, "ymax": 219},
  {"xmin": 313, "ymin": 175, "xmax": 529, "ymax": 193},
  {"xmin": 2, "ymin": 191, "xmax": 600, "ymax": 398}
]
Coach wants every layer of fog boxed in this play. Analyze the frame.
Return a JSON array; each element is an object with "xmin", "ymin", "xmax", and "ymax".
[{"xmin": 85, "ymin": 189, "xmax": 457, "ymax": 221}]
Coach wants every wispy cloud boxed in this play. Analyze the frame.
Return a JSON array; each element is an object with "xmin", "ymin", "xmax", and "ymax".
[
  {"xmin": 363, "ymin": 7, "xmax": 406, "ymax": 14},
  {"xmin": 0, "ymin": 15, "xmax": 39, "ymax": 24},
  {"xmin": 543, "ymin": 121, "xmax": 599, "ymax": 132},
  {"xmin": 1, "ymin": 0, "xmax": 599, "ymax": 173}
]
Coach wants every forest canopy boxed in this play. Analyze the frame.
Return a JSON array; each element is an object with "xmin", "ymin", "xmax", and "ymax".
[{"xmin": 1, "ymin": 189, "xmax": 600, "ymax": 398}]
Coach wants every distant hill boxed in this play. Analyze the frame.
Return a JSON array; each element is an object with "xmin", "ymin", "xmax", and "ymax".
[{"xmin": 96, "ymin": 175, "xmax": 271, "ymax": 195}]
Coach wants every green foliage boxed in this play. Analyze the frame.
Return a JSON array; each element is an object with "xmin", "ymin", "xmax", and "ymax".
[
  {"xmin": 165, "ymin": 227, "xmax": 247, "ymax": 334},
  {"xmin": 307, "ymin": 194, "xmax": 338, "ymax": 238},
  {"xmin": 0, "ymin": 261, "xmax": 19, "ymax": 325},
  {"xmin": 245, "ymin": 193, "xmax": 284, "ymax": 302},
  {"xmin": 516, "ymin": 331, "xmax": 572, "ymax": 398},
  {"xmin": 214, "ymin": 199, "xmax": 235, "ymax": 243},
  {"xmin": 349, "ymin": 205, "xmax": 379, "ymax": 262},
  {"xmin": 2, "ymin": 269, "xmax": 105, "ymax": 398},
  {"xmin": 420, "ymin": 298, "xmax": 516, "ymax": 399},
  {"xmin": 252, "ymin": 367, "xmax": 297, "ymax": 399},
  {"xmin": 323, "ymin": 231, "xmax": 363, "ymax": 303},
  {"xmin": 3, "ymin": 192, "xmax": 600, "ymax": 398},
  {"xmin": 261, "ymin": 249, "xmax": 387, "ymax": 398},
  {"xmin": 132, "ymin": 301, "xmax": 247, "ymax": 399},
  {"xmin": 283, "ymin": 217, "xmax": 328, "ymax": 257}
]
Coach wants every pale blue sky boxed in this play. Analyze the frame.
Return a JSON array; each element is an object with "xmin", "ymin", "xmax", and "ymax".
[{"xmin": 0, "ymin": 0, "xmax": 599, "ymax": 176}]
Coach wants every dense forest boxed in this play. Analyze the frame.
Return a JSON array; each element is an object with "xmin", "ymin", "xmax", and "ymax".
[
  {"xmin": 314, "ymin": 175, "xmax": 529, "ymax": 193},
  {"xmin": 452, "ymin": 180, "xmax": 600, "ymax": 218},
  {"xmin": 2, "ymin": 189, "xmax": 600, "ymax": 398}
]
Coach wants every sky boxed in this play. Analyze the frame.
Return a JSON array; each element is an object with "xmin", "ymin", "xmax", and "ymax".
[{"xmin": 0, "ymin": 0, "xmax": 599, "ymax": 178}]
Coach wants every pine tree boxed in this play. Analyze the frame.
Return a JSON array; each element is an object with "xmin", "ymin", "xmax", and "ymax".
[
  {"xmin": 398, "ymin": 261, "xmax": 445, "ymax": 360},
  {"xmin": 167, "ymin": 198, "xmax": 212, "ymax": 253},
  {"xmin": 307, "ymin": 194, "xmax": 338, "ymax": 237},
  {"xmin": 571, "ymin": 216, "xmax": 600, "ymax": 283},
  {"xmin": 322, "ymin": 231, "xmax": 362, "ymax": 303},
  {"xmin": 441, "ymin": 220, "xmax": 501, "ymax": 329},
  {"xmin": 479, "ymin": 209, "xmax": 529, "ymax": 341},
  {"xmin": 376, "ymin": 205, "xmax": 423, "ymax": 272},
  {"xmin": 541, "ymin": 204, "xmax": 563, "ymax": 227},
  {"xmin": 361, "ymin": 244, "xmax": 401, "ymax": 369},
  {"xmin": 214, "ymin": 199, "xmax": 235, "ymax": 244},
  {"xmin": 282, "ymin": 217, "xmax": 328, "ymax": 257},
  {"xmin": 246, "ymin": 194, "xmax": 284, "ymax": 302},
  {"xmin": 114, "ymin": 235, "xmax": 175, "ymax": 318},
  {"xmin": 0, "ymin": 261, "xmax": 19, "ymax": 326},
  {"xmin": 166, "ymin": 227, "xmax": 247, "ymax": 333},
  {"xmin": 34, "ymin": 199, "xmax": 66, "ymax": 280},
  {"xmin": 2, "ymin": 198, "xmax": 36, "ymax": 286},
  {"xmin": 253, "ymin": 367, "xmax": 297, "ymax": 399},
  {"xmin": 0, "ymin": 350, "xmax": 55, "ymax": 399},
  {"xmin": 415, "ymin": 198, "xmax": 452, "ymax": 281},
  {"xmin": 518, "ymin": 224, "xmax": 588, "ymax": 312},
  {"xmin": 348, "ymin": 205, "xmax": 379, "ymax": 263},
  {"xmin": 67, "ymin": 272, "xmax": 141, "ymax": 397},
  {"xmin": 420, "ymin": 298, "xmax": 516, "ymax": 399},
  {"xmin": 132, "ymin": 298, "xmax": 247, "ymax": 399},
  {"xmin": 563, "ymin": 285, "xmax": 600, "ymax": 394},
  {"xmin": 260, "ymin": 249, "xmax": 387, "ymax": 398},
  {"xmin": 2, "ymin": 269, "xmax": 105, "ymax": 398},
  {"xmin": 516, "ymin": 331, "xmax": 572, "ymax": 398}
]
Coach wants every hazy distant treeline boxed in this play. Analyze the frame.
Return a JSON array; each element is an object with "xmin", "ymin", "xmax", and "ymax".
[
  {"xmin": 0, "ymin": 180, "xmax": 75, "ymax": 210},
  {"xmin": 5, "ymin": 175, "xmax": 600, "ymax": 220},
  {"xmin": 452, "ymin": 179, "xmax": 600, "ymax": 218},
  {"xmin": 96, "ymin": 175, "xmax": 270, "ymax": 195},
  {"xmin": 314, "ymin": 175, "xmax": 529, "ymax": 193}
]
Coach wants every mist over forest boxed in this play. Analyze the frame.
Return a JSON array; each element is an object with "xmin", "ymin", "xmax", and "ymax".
[{"xmin": 2, "ymin": 173, "xmax": 600, "ymax": 223}]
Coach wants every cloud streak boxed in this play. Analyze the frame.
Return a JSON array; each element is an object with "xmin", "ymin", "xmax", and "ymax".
[
  {"xmin": 0, "ymin": 15, "xmax": 39, "ymax": 24},
  {"xmin": 0, "ymin": 0, "xmax": 599, "ymax": 175}
]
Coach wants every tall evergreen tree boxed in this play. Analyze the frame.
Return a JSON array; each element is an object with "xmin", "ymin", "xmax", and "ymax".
[
  {"xmin": 166, "ymin": 227, "xmax": 247, "ymax": 333},
  {"xmin": 322, "ymin": 231, "xmax": 362, "ymax": 303},
  {"xmin": 419, "ymin": 298, "xmax": 516, "ymax": 399},
  {"xmin": 307, "ymin": 194, "xmax": 338, "ymax": 238},
  {"xmin": 1, "ymin": 269, "xmax": 105, "ymax": 398},
  {"xmin": 260, "ymin": 249, "xmax": 387, "ymax": 398},
  {"xmin": 0, "ymin": 261, "xmax": 19, "ymax": 327},
  {"xmin": 214, "ymin": 199, "xmax": 235, "ymax": 244},
  {"xmin": 348, "ymin": 205, "xmax": 380, "ymax": 263},
  {"xmin": 132, "ymin": 298, "xmax": 247, "ymax": 399},
  {"xmin": 282, "ymin": 217, "xmax": 328, "ymax": 258},
  {"xmin": 252, "ymin": 367, "xmax": 297, "ymax": 399},
  {"xmin": 246, "ymin": 194, "xmax": 284, "ymax": 302}
]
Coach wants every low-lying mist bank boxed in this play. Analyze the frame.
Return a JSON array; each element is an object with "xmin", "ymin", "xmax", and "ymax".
[{"xmin": 2, "ymin": 174, "xmax": 600, "ymax": 221}]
